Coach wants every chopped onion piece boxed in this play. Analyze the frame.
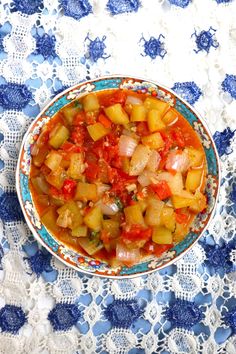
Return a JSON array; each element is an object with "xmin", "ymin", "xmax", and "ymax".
[
  {"xmin": 165, "ymin": 150, "xmax": 190, "ymax": 173},
  {"xmin": 125, "ymin": 95, "xmax": 143, "ymax": 106},
  {"xmin": 146, "ymin": 150, "xmax": 161, "ymax": 172},
  {"xmin": 31, "ymin": 144, "xmax": 39, "ymax": 156},
  {"xmin": 138, "ymin": 170, "xmax": 157, "ymax": 187},
  {"xmin": 116, "ymin": 242, "xmax": 140, "ymax": 266},
  {"xmin": 129, "ymin": 144, "xmax": 151, "ymax": 176},
  {"xmin": 118, "ymin": 135, "xmax": 138, "ymax": 157},
  {"xmin": 96, "ymin": 183, "xmax": 111, "ymax": 197},
  {"xmin": 96, "ymin": 200, "xmax": 119, "ymax": 215}
]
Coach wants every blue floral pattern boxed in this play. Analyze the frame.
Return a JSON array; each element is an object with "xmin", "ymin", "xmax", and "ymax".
[
  {"xmin": 107, "ymin": 0, "xmax": 141, "ymax": 15},
  {"xmin": 25, "ymin": 250, "xmax": 53, "ymax": 276},
  {"xmin": 168, "ymin": 0, "xmax": 191, "ymax": 8},
  {"xmin": 60, "ymin": 0, "xmax": 92, "ymax": 21},
  {"xmin": 0, "ymin": 192, "xmax": 24, "ymax": 222},
  {"xmin": 48, "ymin": 303, "xmax": 80, "ymax": 331},
  {"xmin": 213, "ymin": 127, "xmax": 235, "ymax": 156},
  {"xmin": 165, "ymin": 299, "xmax": 204, "ymax": 329},
  {"xmin": 0, "ymin": 83, "xmax": 32, "ymax": 110},
  {"xmin": 104, "ymin": 299, "xmax": 144, "ymax": 328},
  {"xmin": 10, "ymin": 0, "xmax": 43, "ymax": 14},
  {"xmin": 85, "ymin": 34, "xmax": 110, "ymax": 62},
  {"xmin": 192, "ymin": 27, "xmax": 219, "ymax": 53},
  {"xmin": 34, "ymin": 33, "xmax": 57, "ymax": 60},
  {"xmin": 222, "ymin": 74, "xmax": 236, "ymax": 99},
  {"xmin": 0, "ymin": 305, "xmax": 27, "ymax": 334},
  {"xmin": 140, "ymin": 35, "xmax": 167, "ymax": 59},
  {"xmin": 172, "ymin": 82, "xmax": 202, "ymax": 105},
  {"xmin": 224, "ymin": 307, "xmax": 236, "ymax": 334}
]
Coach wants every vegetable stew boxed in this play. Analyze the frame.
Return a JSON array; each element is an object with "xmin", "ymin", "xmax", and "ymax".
[{"xmin": 30, "ymin": 89, "xmax": 207, "ymax": 267}]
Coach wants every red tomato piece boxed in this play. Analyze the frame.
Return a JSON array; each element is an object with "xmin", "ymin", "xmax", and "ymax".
[
  {"xmin": 61, "ymin": 141, "xmax": 82, "ymax": 153},
  {"xmin": 99, "ymin": 90, "xmax": 127, "ymax": 107},
  {"xmin": 85, "ymin": 162, "xmax": 99, "ymax": 182},
  {"xmin": 136, "ymin": 122, "xmax": 150, "ymax": 136},
  {"xmin": 62, "ymin": 179, "xmax": 77, "ymax": 200},
  {"xmin": 73, "ymin": 111, "xmax": 86, "ymax": 125},
  {"xmin": 153, "ymin": 244, "xmax": 173, "ymax": 256},
  {"xmin": 121, "ymin": 225, "xmax": 152, "ymax": 242},
  {"xmin": 171, "ymin": 129, "xmax": 185, "ymax": 148},
  {"xmin": 175, "ymin": 210, "xmax": 190, "ymax": 224},
  {"xmin": 71, "ymin": 126, "xmax": 87, "ymax": 145},
  {"xmin": 151, "ymin": 180, "xmax": 172, "ymax": 200},
  {"xmin": 98, "ymin": 114, "xmax": 112, "ymax": 128}
]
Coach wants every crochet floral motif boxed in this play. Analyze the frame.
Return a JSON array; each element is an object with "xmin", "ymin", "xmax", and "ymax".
[
  {"xmin": 25, "ymin": 250, "xmax": 53, "ymax": 277},
  {"xmin": 172, "ymin": 82, "xmax": 202, "ymax": 105},
  {"xmin": 215, "ymin": 0, "xmax": 233, "ymax": 3},
  {"xmin": 0, "ymin": 305, "xmax": 27, "ymax": 334},
  {"xmin": 140, "ymin": 35, "xmax": 167, "ymax": 59},
  {"xmin": 60, "ymin": 0, "xmax": 92, "ymax": 21},
  {"xmin": 192, "ymin": 27, "xmax": 219, "ymax": 54},
  {"xmin": 200, "ymin": 240, "xmax": 235, "ymax": 273},
  {"xmin": 48, "ymin": 303, "xmax": 80, "ymax": 331},
  {"xmin": 104, "ymin": 299, "xmax": 144, "ymax": 328},
  {"xmin": 107, "ymin": 0, "xmax": 141, "ymax": 15},
  {"xmin": 85, "ymin": 35, "xmax": 110, "ymax": 62},
  {"xmin": 34, "ymin": 33, "xmax": 57, "ymax": 60},
  {"xmin": 168, "ymin": 0, "xmax": 191, "ymax": 8},
  {"xmin": 213, "ymin": 127, "xmax": 235, "ymax": 157},
  {"xmin": 0, "ymin": 192, "xmax": 24, "ymax": 222},
  {"xmin": 165, "ymin": 299, "xmax": 203, "ymax": 329},
  {"xmin": 10, "ymin": 0, "xmax": 44, "ymax": 15},
  {"xmin": 0, "ymin": 83, "xmax": 32, "ymax": 110},
  {"xmin": 222, "ymin": 74, "xmax": 236, "ymax": 99},
  {"xmin": 224, "ymin": 307, "xmax": 236, "ymax": 334}
]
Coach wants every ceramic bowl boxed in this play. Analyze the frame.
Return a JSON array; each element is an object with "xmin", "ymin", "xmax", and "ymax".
[{"xmin": 16, "ymin": 75, "xmax": 220, "ymax": 278}]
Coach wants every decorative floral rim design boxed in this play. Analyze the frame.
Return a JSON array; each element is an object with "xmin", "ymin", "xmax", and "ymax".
[{"xmin": 16, "ymin": 76, "xmax": 220, "ymax": 278}]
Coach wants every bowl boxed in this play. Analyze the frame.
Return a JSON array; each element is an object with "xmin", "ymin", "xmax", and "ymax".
[{"xmin": 16, "ymin": 75, "xmax": 220, "ymax": 278}]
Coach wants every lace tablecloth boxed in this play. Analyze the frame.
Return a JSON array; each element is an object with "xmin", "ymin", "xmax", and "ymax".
[{"xmin": 0, "ymin": 1, "xmax": 235, "ymax": 353}]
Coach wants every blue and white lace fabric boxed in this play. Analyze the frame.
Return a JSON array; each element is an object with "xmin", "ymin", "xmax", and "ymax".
[{"xmin": 0, "ymin": 1, "xmax": 235, "ymax": 353}]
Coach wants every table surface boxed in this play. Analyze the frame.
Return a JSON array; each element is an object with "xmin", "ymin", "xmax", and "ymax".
[{"xmin": 0, "ymin": 1, "xmax": 235, "ymax": 353}]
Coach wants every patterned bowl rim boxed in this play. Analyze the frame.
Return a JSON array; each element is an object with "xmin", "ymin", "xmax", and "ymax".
[{"xmin": 16, "ymin": 75, "xmax": 221, "ymax": 279}]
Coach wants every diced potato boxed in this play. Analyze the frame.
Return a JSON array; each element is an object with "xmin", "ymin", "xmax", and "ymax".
[
  {"xmin": 63, "ymin": 105, "xmax": 81, "ymax": 124},
  {"xmin": 122, "ymin": 157, "xmax": 130, "ymax": 174},
  {"xmin": 185, "ymin": 169, "xmax": 203, "ymax": 192},
  {"xmin": 71, "ymin": 225, "xmax": 88, "ymax": 237},
  {"xmin": 138, "ymin": 199, "xmax": 148, "ymax": 213},
  {"xmin": 162, "ymin": 108, "xmax": 178, "ymax": 125},
  {"xmin": 124, "ymin": 204, "xmax": 145, "ymax": 225},
  {"xmin": 41, "ymin": 207, "xmax": 60, "ymax": 233},
  {"xmin": 147, "ymin": 109, "xmax": 166, "ymax": 132},
  {"xmin": 102, "ymin": 220, "xmax": 120, "ymax": 238},
  {"xmin": 144, "ymin": 97, "xmax": 169, "ymax": 115},
  {"xmin": 83, "ymin": 93, "xmax": 100, "ymax": 112},
  {"xmin": 49, "ymin": 124, "xmax": 69, "ymax": 149},
  {"xmin": 161, "ymin": 206, "xmax": 175, "ymax": 232},
  {"xmin": 57, "ymin": 200, "xmax": 82, "ymax": 229},
  {"xmin": 142, "ymin": 132, "xmax": 165, "ymax": 150},
  {"xmin": 33, "ymin": 146, "xmax": 49, "ymax": 167},
  {"xmin": 130, "ymin": 105, "xmax": 147, "ymax": 122},
  {"xmin": 129, "ymin": 144, "xmax": 151, "ymax": 176},
  {"xmin": 184, "ymin": 147, "xmax": 204, "ymax": 167},
  {"xmin": 83, "ymin": 206, "xmax": 102, "ymax": 231},
  {"xmin": 77, "ymin": 237, "xmax": 103, "ymax": 255},
  {"xmin": 104, "ymin": 103, "xmax": 129, "ymax": 125},
  {"xmin": 44, "ymin": 151, "xmax": 62, "ymax": 171},
  {"xmin": 171, "ymin": 191, "xmax": 195, "ymax": 208},
  {"xmin": 67, "ymin": 153, "xmax": 84, "ymax": 179},
  {"xmin": 173, "ymin": 223, "xmax": 190, "ymax": 243},
  {"xmin": 189, "ymin": 191, "xmax": 207, "ymax": 213},
  {"xmin": 87, "ymin": 123, "xmax": 110, "ymax": 141},
  {"xmin": 145, "ymin": 198, "xmax": 164, "ymax": 226},
  {"xmin": 46, "ymin": 166, "xmax": 65, "ymax": 189},
  {"xmin": 152, "ymin": 226, "xmax": 173, "ymax": 244},
  {"xmin": 75, "ymin": 182, "xmax": 97, "ymax": 201},
  {"xmin": 168, "ymin": 172, "xmax": 184, "ymax": 194}
]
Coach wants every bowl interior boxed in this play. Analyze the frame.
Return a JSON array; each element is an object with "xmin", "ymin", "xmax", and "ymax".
[{"xmin": 16, "ymin": 76, "xmax": 220, "ymax": 278}]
